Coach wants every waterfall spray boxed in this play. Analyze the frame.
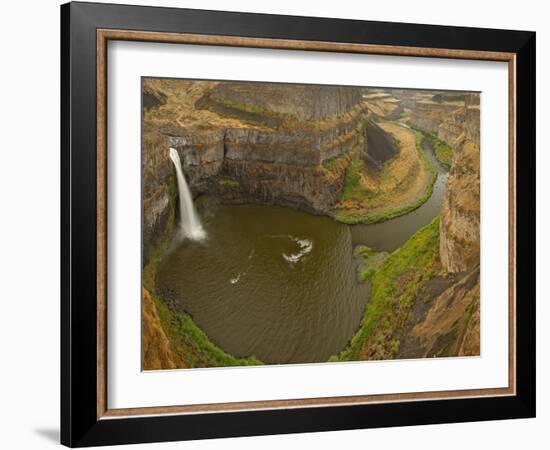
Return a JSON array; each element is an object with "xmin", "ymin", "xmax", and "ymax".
[{"xmin": 169, "ymin": 148, "xmax": 206, "ymax": 241}]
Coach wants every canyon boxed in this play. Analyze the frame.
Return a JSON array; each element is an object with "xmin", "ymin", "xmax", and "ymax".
[{"xmin": 141, "ymin": 80, "xmax": 481, "ymax": 368}]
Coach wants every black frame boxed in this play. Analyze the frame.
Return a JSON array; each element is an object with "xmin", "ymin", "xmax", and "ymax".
[{"xmin": 61, "ymin": 1, "xmax": 536, "ymax": 447}]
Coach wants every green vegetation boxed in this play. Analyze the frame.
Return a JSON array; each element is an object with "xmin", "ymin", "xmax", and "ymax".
[
  {"xmin": 409, "ymin": 126, "xmax": 453, "ymax": 171},
  {"xmin": 322, "ymin": 157, "xmax": 339, "ymax": 172},
  {"xmin": 322, "ymin": 145, "xmax": 362, "ymax": 174},
  {"xmin": 341, "ymin": 159, "xmax": 376, "ymax": 202},
  {"xmin": 322, "ymin": 153, "xmax": 347, "ymax": 172},
  {"xmin": 335, "ymin": 161, "xmax": 436, "ymax": 225},
  {"xmin": 336, "ymin": 176, "xmax": 436, "ymax": 225},
  {"xmin": 357, "ymin": 245, "xmax": 377, "ymax": 258},
  {"xmin": 218, "ymin": 178, "xmax": 240, "ymax": 189},
  {"xmin": 427, "ymin": 133, "xmax": 453, "ymax": 170},
  {"xmin": 355, "ymin": 245, "xmax": 389, "ymax": 283},
  {"xmin": 336, "ymin": 217, "xmax": 441, "ymax": 361},
  {"xmin": 334, "ymin": 128, "xmax": 437, "ymax": 225},
  {"xmin": 153, "ymin": 293, "xmax": 262, "ymax": 368}
]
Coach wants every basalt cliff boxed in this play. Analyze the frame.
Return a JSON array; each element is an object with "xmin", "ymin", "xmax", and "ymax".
[
  {"xmin": 400, "ymin": 93, "xmax": 481, "ymax": 357},
  {"xmin": 142, "ymin": 80, "xmax": 370, "ymax": 266}
]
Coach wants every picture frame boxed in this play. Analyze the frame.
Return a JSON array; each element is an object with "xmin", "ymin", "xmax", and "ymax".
[{"xmin": 60, "ymin": 1, "xmax": 536, "ymax": 447}]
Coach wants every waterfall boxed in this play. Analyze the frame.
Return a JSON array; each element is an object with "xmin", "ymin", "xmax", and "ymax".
[{"xmin": 169, "ymin": 148, "xmax": 206, "ymax": 241}]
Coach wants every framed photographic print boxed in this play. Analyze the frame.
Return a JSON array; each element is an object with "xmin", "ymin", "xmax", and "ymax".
[{"xmin": 60, "ymin": 1, "xmax": 536, "ymax": 447}]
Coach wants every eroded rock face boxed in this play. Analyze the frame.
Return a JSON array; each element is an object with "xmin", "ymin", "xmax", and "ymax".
[
  {"xmin": 142, "ymin": 288, "xmax": 180, "ymax": 370},
  {"xmin": 141, "ymin": 81, "xmax": 368, "ymax": 266},
  {"xmin": 440, "ymin": 96, "xmax": 480, "ymax": 273},
  {"xmin": 161, "ymin": 119, "xmax": 364, "ymax": 215},
  {"xmin": 398, "ymin": 267, "xmax": 480, "ymax": 358},
  {"xmin": 421, "ymin": 95, "xmax": 481, "ymax": 355},
  {"xmin": 165, "ymin": 128, "xmax": 225, "ymax": 186},
  {"xmin": 439, "ymin": 142, "xmax": 480, "ymax": 272},
  {"xmin": 409, "ymin": 102, "xmax": 461, "ymax": 134},
  {"xmin": 439, "ymin": 99, "xmax": 481, "ymax": 149},
  {"xmin": 364, "ymin": 120, "xmax": 398, "ymax": 170},
  {"xmin": 142, "ymin": 129, "xmax": 175, "ymax": 265},
  {"xmin": 206, "ymin": 82, "xmax": 362, "ymax": 121},
  {"xmin": 218, "ymin": 160, "xmax": 345, "ymax": 213},
  {"xmin": 222, "ymin": 119, "xmax": 363, "ymax": 166}
]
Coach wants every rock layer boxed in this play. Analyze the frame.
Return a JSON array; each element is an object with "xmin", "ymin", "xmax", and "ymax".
[
  {"xmin": 142, "ymin": 128, "xmax": 175, "ymax": 265},
  {"xmin": 142, "ymin": 80, "xmax": 368, "ymax": 265},
  {"xmin": 409, "ymin": 102, "xmax": 462, "ymax": 134},
  {"xmin": 205, "ymin": 82, "xmax": 363, "ymax": 121},
  {"xmin": 398, "ymin": 267, "xmax": 480, "ymax": 358},
  {"xmin": 142, "ymin": 288, "xmax": 180, "ymax": 370},
  {"xmin": 439, "ymin": 95, "xmax": 480, "ymax": 273}
]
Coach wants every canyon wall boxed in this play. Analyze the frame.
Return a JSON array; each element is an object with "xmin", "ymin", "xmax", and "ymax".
[
  {"xmin": 206, "ymin": 82, "xmax": 362, "ymax": 121},
  {"xmin": 409, "ymin": 102, "xmax": 462, "ymax": 134},
  {"xmin": 413, "ymin": 93, "xmax": 481, "ymax": 356},
  {"xmin": 142, "ymin": 81, "xmax": 368, "ymax": 265},
  {"xmin": 389, "ymin": 92, "xmax": 481, "ymax": 358},
  {"xmin": 398, "ymin": 266, "xmax": 480, "ymax": 358},
  {"xmin": 142, "ymin": 128, "xmax": 175, "ymax": 265},
  {"xmin": 439, "ymin": 95, "xmax": 481, "ymax": 273},
  {"xmin": 142, "ymin": 288, "xmax": 180, "ymax": 370}
]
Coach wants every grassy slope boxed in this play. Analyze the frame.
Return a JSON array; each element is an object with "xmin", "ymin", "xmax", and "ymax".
[
  {"xmin": 427, "ymin": 132, "xmax": 453, "ymax": 170},
  {"xmin": 355, "ymin": 246, "xmax": 389, "ymax": 283},
  {"xmin": 334, "ymin": 130, "xmax": 437, "ymax": 225},
  {"xmin": 340, "ymin": 159, "xmax": 376, "ymax": 202},
  {"xmin": 336, "ymin": 217, "xmax": 441, "ymax": 361}
]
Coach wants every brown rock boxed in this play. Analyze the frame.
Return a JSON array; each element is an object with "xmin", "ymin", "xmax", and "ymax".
[
  {"xmin": 142, "ymin": 80, "xmax": 369, "ymax": 226},
  {"xmin": 440, "ymin": 139, "xmax": 480, "ymax": 273},
  {"xmin": 398, "ymin": 267, "xmax": 480, "ymax": 358},
  {"xmin": 459, "ymin": 296, "xmax": 481, "ymax": 356},
  {"xmin": 142, "ymin": 288, "xmax": 180, "ymax": 370},
  {"xmin": 206, "ymin": 82, "xmax": 362, "ymax": 121},
  {"xmin": 142, "ymin": 129, "xmax": 175, "ymax": 266}
]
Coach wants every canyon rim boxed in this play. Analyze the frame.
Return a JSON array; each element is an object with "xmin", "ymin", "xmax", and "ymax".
[{"xmin": 141, "ymin": 78, "xmax": 481, "ymax": 370}]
